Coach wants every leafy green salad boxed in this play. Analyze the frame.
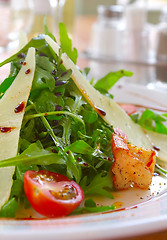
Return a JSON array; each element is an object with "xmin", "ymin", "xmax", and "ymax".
[{"xmin": 0, "ymin": 23, "xmax": 166, "ymax": 218}]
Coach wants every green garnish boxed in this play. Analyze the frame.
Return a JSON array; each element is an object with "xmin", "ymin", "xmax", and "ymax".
[
  {"xmin": 73, "ymin": 198, "xmax": 115, "ymax": 214},
  {"xmin": 0, "ymin": 23, "xmax": 127, "ymax": 217},
  {"xmin": 131, "ymin": 108, "xmax": 167, "ymax": 134},
  {"xmin": 0, "ymin": 21, "xmax": 165, "ymax": 218}
]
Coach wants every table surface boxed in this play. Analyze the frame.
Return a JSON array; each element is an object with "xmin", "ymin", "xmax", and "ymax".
[{"xmin": 0, "ymin": 8, "xmax": 167, "ymax": 240}]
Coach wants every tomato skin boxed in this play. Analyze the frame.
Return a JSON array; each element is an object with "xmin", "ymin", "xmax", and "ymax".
[
  {"xmin": 119, "ymin": 104, "xmax": 137, "ymax": 115},
  {"xmin": 24, "ymin": 170, "xmax": 84, "ymax": 218}
]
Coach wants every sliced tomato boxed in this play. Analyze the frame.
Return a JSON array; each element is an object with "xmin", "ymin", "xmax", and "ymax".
[
  {"xmin": 24, "ymin": 170, "xmax": 84, "ymax": 218},
  {"xmin": 119, "ymin": 104, "xmax": 137, "ymax": 115}
]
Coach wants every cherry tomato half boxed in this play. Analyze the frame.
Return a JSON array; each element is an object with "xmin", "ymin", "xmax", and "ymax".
[
  {"xmin": 119, "ymin": 104, "xmax": 137, "ymax": 115},
  {"xmin": 24, "ymin": 170, "xmax": 84, "ymax": 218}
]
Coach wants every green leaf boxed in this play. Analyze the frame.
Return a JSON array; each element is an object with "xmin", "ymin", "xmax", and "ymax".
[
  {"xmin": 82, "ymin": 109, "xmax": 98, "ymax": 124},
  {"xmin": 43, "ymin": 16, "xmax": 57, "ymax": 42},
  {"xmin": 136, "ymin": 109, "xmax": 167, "ymax": 134},
  {"xmin": 59, "ymin": 22, "xmax": 78, "ymax": 64},
  {"xmin": 94, "ymin": 70, "xmax": 133, "ymax": 91},
  {"xmin": 21, "ymin": 120, "xmax": 36, "ymax": 143},
  {"xmin": 36, "ymin": 89, "xmax": 57, "ymax": 113},
  {"xmin": 33, "ymin": 66, "xmax": 55, "ymax": 92},
  {"xmin": 16, "ymin": 165, "xmax": 39, "ymax": 182},
  {"xmin": 82, "ymin": 67, "xmax": 90, "ymax": 78},
  {"xmin": 66, "ymin": 151, "xmax": 81, "ymax": 183},
  {"xmin": 10, "ymin": 179, "xmax": 24, "ymax": 198},
  {"xmin": 36, "ymin": 55, "xmax": 55, "ymax": 73},
  {"xmin": 155, "ymin": 163, "xmax": 167, "ymax": 176},
  {"xmin": 0, "ymin": 76, "xmax": 15, "ymax": 99},
  {"xmin": 81, "ymin": 173, "xmax": 114, "ymax": 199},
  {"xmin": 64, "ymin": 140, "xmax": 94, "ymax": 154},
  {"xmin": 73, "ymin": 198, "xmax": 115, "ymax": 214},
  {"xmin": 59, "ymin": 69, "xmax": 72, "ymax": 81},
  {"xmin": 84, "ymin": 198, "xmax": 96, "ymax": 207},
  {"xmin": 0, "ymin": 198, "xmax": 19, "ymax": 218},
  {"xmin": 75, "ymin": 204, "xmax": 115, "ymax": 214},
  {"xmin": 0, "ymin": 142, "xmax": 65, "ymax": 168},
  {"xmin": 0, "ymin": 36, "xmax": 46, "ymax": 67},
  {"xmin": 155, "ymin": 121, "xmax": 167, "ymax": 134}
]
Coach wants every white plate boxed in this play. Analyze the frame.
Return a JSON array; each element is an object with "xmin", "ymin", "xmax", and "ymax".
[{"xmin": 1, "ymin": 84, "xmax": 167, "ymax": 240}]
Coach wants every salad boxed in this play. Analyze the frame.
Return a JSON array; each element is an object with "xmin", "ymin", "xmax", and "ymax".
[{"xmin": 0, "ymin": 23, "xmax": 166, "ymax": 218}]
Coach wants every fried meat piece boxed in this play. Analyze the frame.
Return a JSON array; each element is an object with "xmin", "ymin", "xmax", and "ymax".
[{"xmin": 111, "ymin": 128, "xmax": 156, "ymax": 190}]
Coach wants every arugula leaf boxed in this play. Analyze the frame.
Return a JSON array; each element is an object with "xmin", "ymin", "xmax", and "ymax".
[
  {"xmin": 66, "ymin": 151, "xmax": 81, "ymax": 183},
  {"xmin": 43, "ymin": 16, "xmax": 57, "ymax": 42},
  {"xmin": 15, "ymin": 165, "xmax": 39, "ymax": 182},
  {"xmin": 82, "ymin": 109, "xmax": 98, "ymax": 124},
  {"xmin": 36, "ymin": 90, "xmax": 58, "ymax": 112},
  {"xmin": 33, "ymin": 66, "xmax": 55, "ymax": 91},
  {"xmin": 155, "ymin": 163, "xmax": 167, "ymax": 176},
  {"xmin": 59, "ymin": 69, "xmax": 72, "ymax": 81},
  {"xmin": 36, "ymin": 55, "xmax": 55, "ymax": 72},
  {"xmin": 0, "ymin": 76, "xmax": 15, "ymax": 99},
  {"xmin": 0, "ymin": 22, "xmax": 117, "ymax": 214},
  {"xmin": 132, "ymin": 109, "xmax": 167, "ymax": 134},
  {"xmin": 0, "ymin": 198, "xmax": 19, "ymax": 218},
  {"xmin": 82, "ymin": 67, "xmax": 90, "ymax": 78},
  {"xmin": 0, "ymin": 142, "xmax": 65, "ymax": 168},
  {"xmin": 20, "ymin": 120, "xmax": 36, "ymax": 143},
  {"xmin": 73, "ymin": 198, "xmax": 115, "ymax": 214},
  {"xmin": 64, "ymin": 140, "xmax": 93, "ymax": 155},
  {"xmin": 81, "ymin": 173, "xmax": 114, "ymax": 199},
  {"xmin": 94, "ymin": 70, "xmax": 133, "ymax": 92},
  {"xmin": 0, "ymin": 36, "xmax": 46, "ymax": 67},
  {"xmin": 59, "ymin": 22, "xmax": 78, "ymax": 64}
]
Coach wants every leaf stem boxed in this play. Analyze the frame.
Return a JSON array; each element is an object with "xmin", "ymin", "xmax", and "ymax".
[
  {"xmin": 155, "ymin": 163, "xmax": 167, "ymax": 176},
  {"xmin": 28, "ymin": 100, "xmax": 63, "ymax": 149},
  {"xmin": 25, "ymin": 111, "xmax": 85, "ymax": 128}
]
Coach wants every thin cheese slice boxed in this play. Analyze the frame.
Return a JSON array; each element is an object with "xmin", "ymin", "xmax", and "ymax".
[
  {"xmin": 145, "ymin": 130, "xmax": 167, "ymax": 162},
  {"xmin": 0, "ymin": 47, "xmax": 35, "ymax": 208},
  {"xmin": 18, "ymin": 32, "xmax": 28, "ymax": 50},
  {"xmin": 45, "ymin": 36, "xmax": 167, "ymax": 162},
  {"xmin": 45, "ymin": 36, "xmax": 152, "ymax": 148}
]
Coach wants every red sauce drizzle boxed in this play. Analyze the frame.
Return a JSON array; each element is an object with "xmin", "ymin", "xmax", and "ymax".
[
  {"xmin": 147, "ymin": 150, "xmax": 155, "ymax": 168},
  {"xmin": 20, "ymin": 61, "xmax": 27, "ymax": 65},
  {"xmin": 147, "ymin": 159, "xmax": 153, "ymax": 168},
  {"xmin": 0, "ymin": 127, "xmax": 15, "ymax": 133},
  {"xmin": 95, "ymin": 106, "xmax": 106, "ymax": 116},
  {"xmin": 25, "ymin": 69, "xmax": 31, "ymax": 74},
  {"xmin": 14, "ymin": 101, "xmax": 25, "ymax": 113},
  {"xmin": 153, "ymin": 145, "xmax": 160, "ymax": 151}
]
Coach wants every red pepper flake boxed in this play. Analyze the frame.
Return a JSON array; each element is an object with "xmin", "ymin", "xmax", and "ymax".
[
  {"xmin": 44, "ymin": 113, "xmax": 48, "ymax": 116},
  {"xmin": 0, "ymin": 127, "xmax": 15, "ymax": 133},
  {"xmin": 95, "ymin": 106, "xmax": 106, "ymax": 116},
  {"xmin": 25, "ymin": 69, "xmax": 31, "ymax": 74},
  {"xmin": 14, "ymin": 101, "xmax": 25, "ymax": 113}
]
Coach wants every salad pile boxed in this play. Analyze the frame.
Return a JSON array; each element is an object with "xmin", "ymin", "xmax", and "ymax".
[{"xmin": 0, "ymin": 23, "xmax": 166, "ymax": 218}]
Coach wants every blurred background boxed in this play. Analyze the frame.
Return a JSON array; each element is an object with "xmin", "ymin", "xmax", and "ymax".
[{"xmin": 0, "ymin": 0, "xmax": 167, "ymax": 87}]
